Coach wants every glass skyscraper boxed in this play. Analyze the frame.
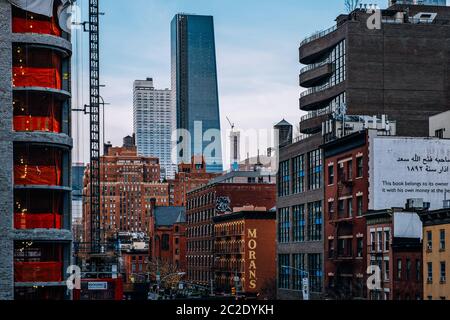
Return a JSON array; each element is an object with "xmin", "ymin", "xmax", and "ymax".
[{"xmin": 171, "ymin": 14, "xmax": 223, "ymax": 173}]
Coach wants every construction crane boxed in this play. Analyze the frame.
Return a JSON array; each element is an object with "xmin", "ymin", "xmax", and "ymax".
[{"xmin": 226, "ymin": 116, "xmax": 235, "ymax": 131}]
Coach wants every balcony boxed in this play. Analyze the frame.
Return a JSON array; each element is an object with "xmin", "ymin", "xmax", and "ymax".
[
  {"xmin": 300, "ymin": 81, "xmax": 345, "ymax": 111},
  {"xmin": 300, "ymin": 105, "xmax": 335, "ymax": 134},
  {"xmin": 299, "ymin": 59, "xmax": 334, "ymax": 88},
  {"xmin": 299, "ymin": 24, "xmax": 346, "ymax": 64}
]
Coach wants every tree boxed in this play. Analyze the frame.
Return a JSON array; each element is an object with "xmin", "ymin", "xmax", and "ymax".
[
  {"xmin": 147, "ymin": 258, "xmax": 184, "ymax": 290},
  {"xmin": 345, "ymin": 0, "xmax": 361, "ymax": 13}
]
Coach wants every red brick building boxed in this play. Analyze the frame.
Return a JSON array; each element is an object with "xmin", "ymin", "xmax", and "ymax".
[
  {"xmin": 83, "ymin": 141, "xmax": 170, "ymax": 243},
  {"xmin": 322, "ymin": 131, "xmax": 370, "ymax": 299},
  {"xmin": 365, "ymin": 209, "xmax": 423, "ymax": 300},
  {"xmin": 186, "ymin": 173, "xmax": 276, "ymax": 287},
  {"xmin": 169, "ymin": 156, "xmax": 218, "ymax": 206},
  {"xmin": 213, "ymin": 207, "xmax": 276, "ymax": 298},
  {"xmin": 149, "ymin": 205, "xmax": 187, "ymax": 271}
]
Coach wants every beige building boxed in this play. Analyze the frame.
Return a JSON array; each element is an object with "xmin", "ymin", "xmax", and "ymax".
[
  {"xmin": 430, "ymin": 110, "xmax": 450, "ymax": 139},
  {"xmin": 420, "ymin": 208, "xmax": 450, "ymax": 300}
]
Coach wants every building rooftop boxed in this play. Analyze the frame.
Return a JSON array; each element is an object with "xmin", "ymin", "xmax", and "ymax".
[{"xmin": 154, "ymin": 206, "xmax": 186, "ymax": 226}]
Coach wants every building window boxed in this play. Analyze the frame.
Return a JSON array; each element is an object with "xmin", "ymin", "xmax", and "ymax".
[
  {"xmin": 435, "ymin": 129, "xmax": 445, "ymax": 139},
  {"xmin": 406, "ymin": 259, "xmax": 411, "ymax": 281},
  {"xmin": 338, "ymin": 200, "xmax": 345, "ymax": 217},
  {"xmin": 278, "ymin": 160, "xmax": 290, "ymax": 197},
  {"xmin": 427, "ymin": 262, "xmax": 433, "ymax": 283},
  {"xmin": 357, "ymin": 238, "xmax": 363, "ymax": 258},
  {"xmin": 292, "ymin": 155, "xmax": 305, "ymax": 194},
  {"xmin": 308, "ymin": 150, "xmax": 322, "ymax": 191},
  {"xmin": 416, "ymin": 260, "xmax": 421, "ymax": 282},
  {"xmin": 328, "ymin": 240, "xmax": 335, "ymax": 259},
  {"xmin": 397, "ymin": 259, "xmax": 402, "ymax": 280},
  {"xmin": 161, "ymin": 234, "xmax": 170, "ymax": 251},
  {"xmin": 356, "ymin": 156, "xmax": 363, "ymax": 178},
  {"xmin": 278, "ymin": 208, "xmax": 290, "ymax": 243},
  {"xmin": 308, "ymin": 202, "xmax": 322, "ymax": 241},
  {"xmin": 384, "ymin": 230, "xmax": 390, "ymax": 252},
  {"xmin": 308, "ymin": 254, "xmax": 323, "ymax": 293},
  {"xmin": 356, "ymin": 196, "xmax": 363, "ymax": 217},
  {"xmin": 347, "ymin": 160, "xmax": 353, "ymax": 180},
  {"xmin": 427, "ymin": 231, "xmax": 433, "ymax": 251},
  {"xmin": 278, "ymin": 254, "xmax": 290, "ymax": 289},
  {"xmin": 328, "ymin": 164, "xmax": 334, "ymax": 185},
  {"xmin": 377, "ymin": 231, "xmax": 383, "ymax": 252},
  {"xmin": 441, "ymin": 262, "xmax": 446, "ymax": 283},
  {"xmin": 293, "ymin": 205, "xmax": 305, "ymax": 242},
  {"xmin": 347, "ymin": 198, "xmax": 353, "ymax": 217},
  {"xmin": 440, "ymin": 230, "xmax": 446, "ymax": 251},
  {"xmin": 385, "ymin": 260, "xmax": 390, "ymax": 281},
  {"xmin": 292, "ymin": 254, "xmax": 306, "ymax": 291}
]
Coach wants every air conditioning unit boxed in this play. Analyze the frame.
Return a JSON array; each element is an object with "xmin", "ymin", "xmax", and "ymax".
[
  {"xmin": 441, "ymin": 277, "xmax": 446, "ymax": 283},
  {"xmin": 427, "ymin": 244, "xmax": 433, "ymax": 251},
  {"xmin": 427, "ymin": 277, "xmax": 433, "ymax": 283}
]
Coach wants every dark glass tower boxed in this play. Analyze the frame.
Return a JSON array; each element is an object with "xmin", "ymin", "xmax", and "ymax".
[{"xmin": 171, "ymin": 14, "xmax": 223, "ymax": 173}]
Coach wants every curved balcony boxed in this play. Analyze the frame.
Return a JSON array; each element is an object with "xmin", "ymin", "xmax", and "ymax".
[
  {"xmin": 300, "ymin": 82, "xmax": 345, "ymax": 111},
  {"xmin": 300, "ymin": 24, "xmax": 346, "ymax": 64},
  {"xmin": 299, "ymin": 59, "xmax": 334, "ymax": 88},
  {"xmin": 300, "ymin": 107, "xmax": 334, "ymax": 134}
]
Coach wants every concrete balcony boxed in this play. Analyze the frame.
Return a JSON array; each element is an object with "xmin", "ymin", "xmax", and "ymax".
[
  {"xmin": 299, "ymin": 81, "xmax": 345, "ymax": 111},
  {"xmin": 299, "ymin": 24, "xmax": 346, "ymax": 64},
  {"xmin": 299, "ymin": 60, "xmax": 334, "ymax": 88},
  {"xmin": 300, "ymin": 107, "xmax": 334, "ymax": 134}
]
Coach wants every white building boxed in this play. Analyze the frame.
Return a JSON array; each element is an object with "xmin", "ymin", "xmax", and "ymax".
[
  {"xmin": 430, "ymin": 110, "xmax": 450, "ymax": 139},
  {"xmin": 133, "ymin": 78, "xmax": 175, "ymax": 179}
]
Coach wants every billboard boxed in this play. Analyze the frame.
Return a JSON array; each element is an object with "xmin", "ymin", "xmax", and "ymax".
[{"xmin": 369, "ymin": 137, "xmax": 450, "ymax": 210}]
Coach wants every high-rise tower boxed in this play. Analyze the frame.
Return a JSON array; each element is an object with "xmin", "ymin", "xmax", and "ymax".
[{"xmin": 171, "ymin": 14, "xmax": 223, "ymax": 173}]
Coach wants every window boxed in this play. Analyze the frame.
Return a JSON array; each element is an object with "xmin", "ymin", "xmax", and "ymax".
[
  {"xmin": 347, "ymin": 160, "xmax": 353, "ymax": 180},
  {"xmin": 416, "ymin": 260, "xmax": 421, "ymax": 282},
  {"xmin": 293, "ymin": 205, "xmax": 305, "ymax": 242},
  {"xmin": 161, "ymin": 234, "xmax": 170, "ymax": 251},
  {"xmin": 278, "ymin": 160, "xmax": 290, "ymax": 197},
  {"xmin": 292, "ymin": 155, "xmax": 305, "ymax": 194},
  {"xmin": 278, "ymin": 255, "xmax": 290, "ymax": 289},
  {"xmin": 328, "ymin": 240, "xmax": 335, "ymax": 259},
  {"xmin": 397, "ymin": 259, "xmax": 402, "ymax": 280},
  {"xmin": 427, "ymin": 262, "xmax": 433, "ymax": 283},
  {"xmin": 356, "ymin": 156, "xmax": 363, "ymax": 178},
  {"xmin": 427, "ymin": 231, "xmax": 433, "ymax": 251},
  {"xmin": 308, "ymin": 150, "xmax": 322, "ymax": 190},
  {"xmin": 440, "ymin": 230, "xmax": 446, "ymax": 250},
  {"xmin": 308, "ymin": 202, "xmax": 322, "ymax": 241},
  {"xmin": 357, "ymin": 238, "xmax": 363, "ymax": 258},
  {"xmin": 347, "ymin": 198, "xmax": 353, "ymax": 217},
  {"xmin": 370, "ymin": 232, "xmax": 376, "ymax": 252},
  {"xmin": 441, "ymin": 262, "xmax": 446, "ymax": 283},
  {"xmin": 328, "ymin": 201, "xmax": 335, "ymax": 218},
  {"xmin": 328, "ymin": 164, "xmax": 334, "ymax": 185},
  {"xmin": 292, "ymin": 254, "xmax": 306, "ymax": 291},
  {"xmin": 338, "ymin": 200, "xmax": 345, "ymax": 217},
  {"xmin": 308, "ymin": 254, "xmax": 323, "ymax": 293},
  {"xmin": 385, "ymin": 260, "xmax": 390, "ymax": 281},
  {"xmin": 357, "ymin": 196, "xmax": 363, "ymax": 217},
  {"xmin": 435, "ymin": 129, "xmax": 445, "ymax": 139},
  {"xmin": 377, "ymin": 231, "xmax": 383, "ymax": 252},
  {"xmin": 406, "ymin": 259, "xmax": 411, "ymax": 280},
  {"xmin": 278, "ymin": 208, "xmax": 290, "ymax": 243},
  {"xmin": 384, "ymin": 231, "xmax": 390, "ymax": 252}
]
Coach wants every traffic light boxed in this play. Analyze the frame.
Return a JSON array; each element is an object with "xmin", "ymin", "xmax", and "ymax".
[{"xmin": 231, "ymin": 287, "xmax": 236, "ymax": 296}]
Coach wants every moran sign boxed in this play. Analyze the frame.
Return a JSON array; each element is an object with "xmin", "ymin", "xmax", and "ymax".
[
  {"xmin": 247, "ymin": 228, "xmax": 257, "ymax": 290},
  {"xmin": 369, "ymin": 137, "xmax": 450, "ymax": 210}
]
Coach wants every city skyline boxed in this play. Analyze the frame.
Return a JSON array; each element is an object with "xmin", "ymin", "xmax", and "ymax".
[{"xmin": 73, "ymin": 0, "xmax": 388, "ymax": 167}]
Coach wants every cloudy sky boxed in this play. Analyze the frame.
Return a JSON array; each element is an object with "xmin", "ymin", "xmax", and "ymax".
[{"xmin": 72, "ymin": 0, "xmax": 387, "ymax": 167}]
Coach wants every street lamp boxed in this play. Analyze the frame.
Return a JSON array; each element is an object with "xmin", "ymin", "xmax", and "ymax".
[{"xmin": 281, "ymin": 265, "xmax": 310, "ymax": 300}]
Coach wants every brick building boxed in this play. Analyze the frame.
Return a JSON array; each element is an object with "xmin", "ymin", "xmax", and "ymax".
[
  {"xmin": 213, "ymin": 207, "xmax": 276, "ymax": 298},
  {"xmin": 366, "ymin": 209, "xmax": 423, "ymax": 300},
  {"xmin": 149, "ymin": 205, "xmax": 187, "ymax": 271},
  {"xmin": 186, "ymin": 174, "xmax": 276, "ymax": 287},
  {"xmin": 169, "ymin": 156, "xmax": 218, "ymax": 207},
  {"xmin": 420, "ymin": 208, "xmax": 450, "ymax": 300},
  {"xmin": 83, "ymin": 139, "xmax": 169, "ymax": 243}
]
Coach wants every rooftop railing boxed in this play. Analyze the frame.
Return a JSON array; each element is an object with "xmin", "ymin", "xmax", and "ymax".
[
  {"xmin": 300, "ymin": 25, "xmax": 337, "ymax": 47},
  {"xmin": 300, "ymin": 58, "xmax": 332, "ymax": 75}
]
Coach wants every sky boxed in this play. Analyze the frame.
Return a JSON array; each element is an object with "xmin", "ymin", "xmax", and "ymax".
[{"xmin": 72, "ymin": 0, "xmax": 387, "ymax": 167}]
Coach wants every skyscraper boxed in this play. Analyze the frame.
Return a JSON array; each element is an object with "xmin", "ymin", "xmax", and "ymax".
[
  {"xmin": 171, "ymin": 14, "xmax": 223, "ymax": 173},
  {"xmin": 133, "ymin": 78, "xmax": 175, "ymax": 179}
]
